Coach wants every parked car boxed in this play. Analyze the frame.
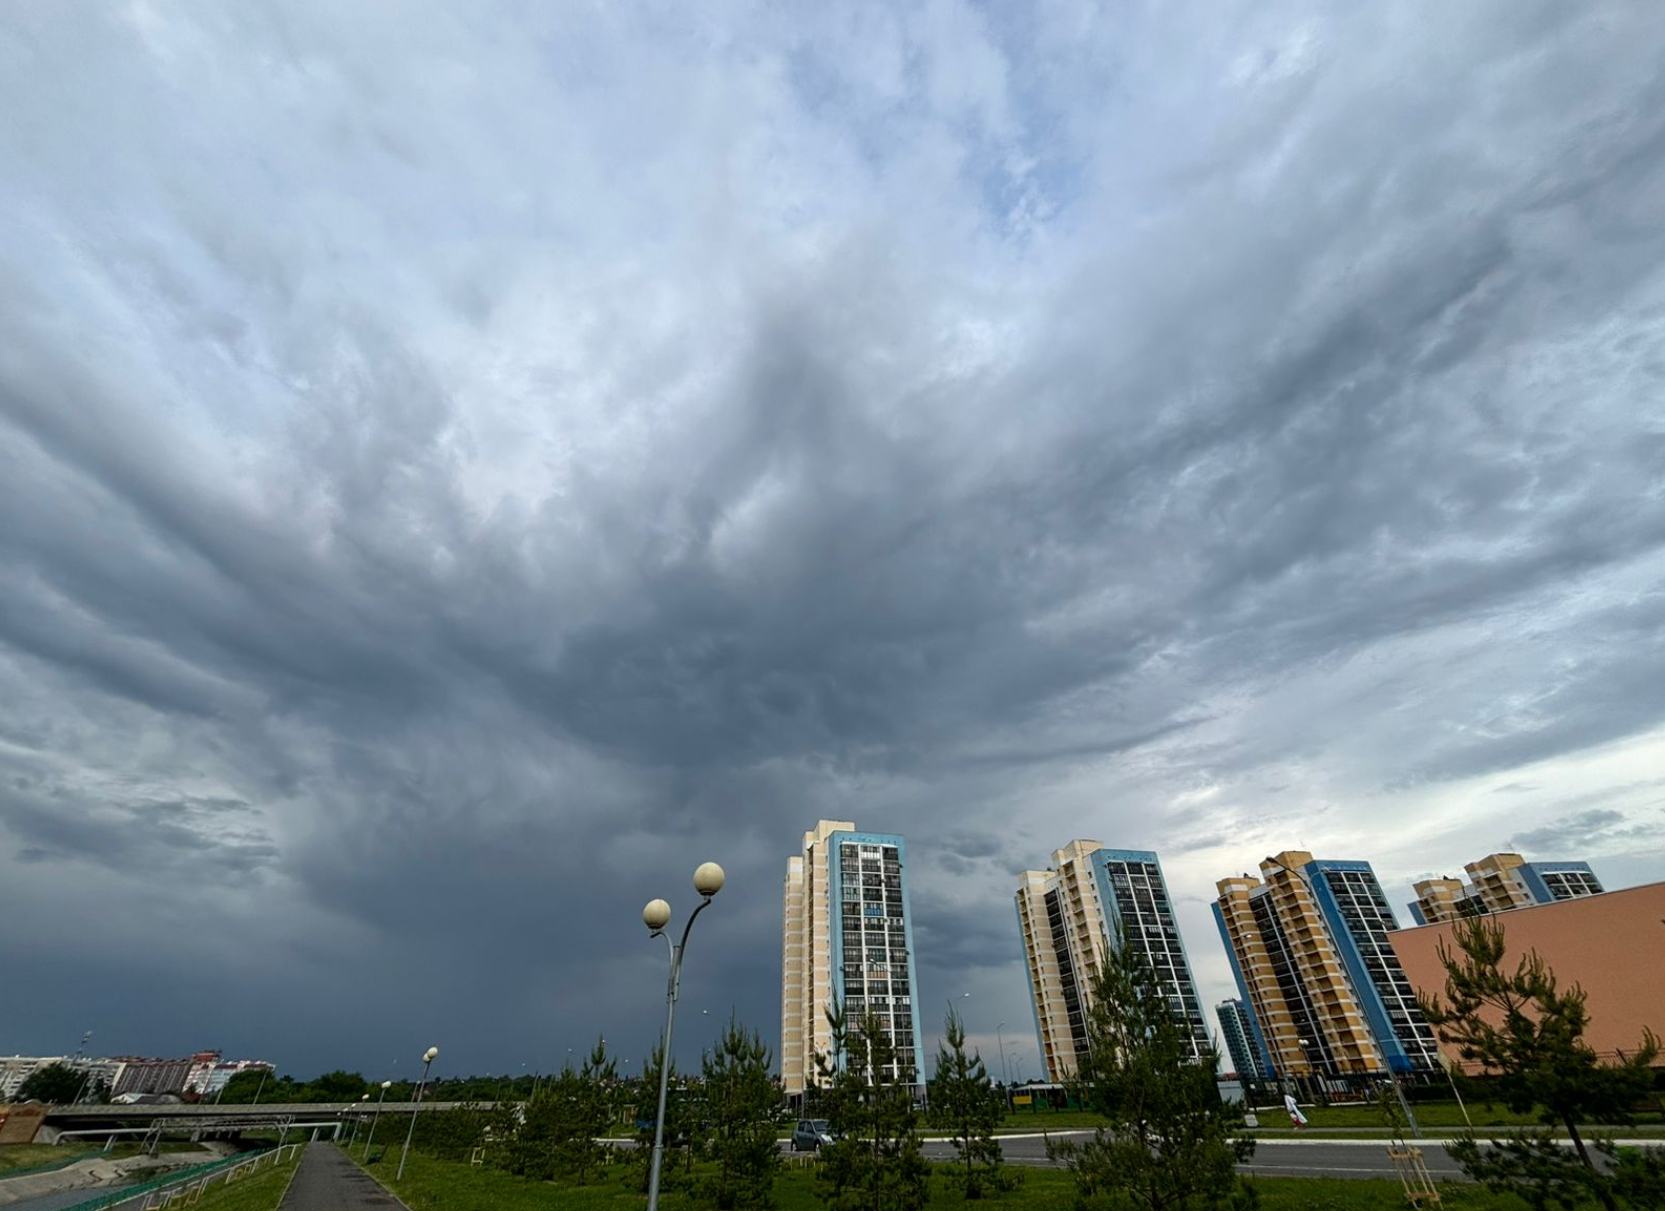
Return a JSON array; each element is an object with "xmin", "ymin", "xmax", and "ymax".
[
  {"xmin": 634, "ymin": 1117, "xmax": 693, "ymax": 1147},
  {"xmin": 791, "ymin": 1119, "xmax": 836, "ymax": 1152}
]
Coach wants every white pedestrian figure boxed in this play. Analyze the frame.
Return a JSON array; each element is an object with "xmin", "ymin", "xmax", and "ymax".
[{"xmin": 1283, "ymin": 1091, "xmax": 1308, "ymax": 1128}]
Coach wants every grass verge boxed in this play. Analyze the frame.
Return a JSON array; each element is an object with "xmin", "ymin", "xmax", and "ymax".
[
  {"xmin": 177, "ymin": 1147, "xmax": 302, "ymax": 1211},
  {"xmin": 0, "ymin": 1143, "xmax": 94, "ymax": 1174},
  {"xmin": 341, "ymin": 1144, "xmax": 1539, "ymax": 1211}
]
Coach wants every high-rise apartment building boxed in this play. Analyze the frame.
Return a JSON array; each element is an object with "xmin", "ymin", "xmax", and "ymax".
[
  {"xmin": 1408, "ymin": 853, "xmax": 1605, "ymax": 925},
  {"xmin": 1215, "ymin": 998, "xmax": 1274, "ymax": 1082},
  {"xmin": 1214, "ymin": 850, "xmax": 1438, "ymax": 1082},
  {"xmin": 781, "ymin": 820, "xmax": 923, "ymax": 1096},
  {"xmin": 111, "ymin": 1056, "xmax": 196, "ymax": 1097},
  {"xmin": 1016, "ymin": 842, "xmax": 1210, "ymax": 1081}
]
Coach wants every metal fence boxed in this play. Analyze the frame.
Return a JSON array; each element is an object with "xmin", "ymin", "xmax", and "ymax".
[{"xmin": 57, "ymin": 1142, "xmax": 303, "ymax": 1211}]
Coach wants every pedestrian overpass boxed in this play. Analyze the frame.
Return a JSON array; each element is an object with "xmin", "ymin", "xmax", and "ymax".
[{"xmin": 29, "ymin": 1101, "xmax": 491, "ymax": 1148}]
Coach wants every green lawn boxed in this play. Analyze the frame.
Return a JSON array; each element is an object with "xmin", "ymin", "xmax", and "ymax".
[
  {"xmin": 1278, "ymin": 1101, "xmax": 1541, "ymax": 1130},
  {"xmin": 998, "ymin": 1099, "xmax": 1640, "ymax": 1136},
  {"xmin": 1252, "ymin": 1106, "xmax": 1665, "ymax": 1139},
  {"xmin": 182, "ymin": 1147, "xmax": 302, "ymax": 1211},
  {"xmin": 339, "ymin": 1143, "xmax": 1541, "ymax": 1211},
  {"xmin": 0, "ymin": 1143, "xmax": 92, "ymax": 1173},
  {"xmin": 995, "ymin": 1109, "xmax": 1106, "ymax": 1131}
]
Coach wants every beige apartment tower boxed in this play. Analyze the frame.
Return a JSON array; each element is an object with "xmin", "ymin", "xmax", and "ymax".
[
  {"xmin": 1015, "ymin": 842, "xmax": 1110, "ymax": 1081},
  {"xmin": 1408, "ymin": 853, "xmax": 1605, "ymax": 925},
  {"xmin": 1213, "ymin": 852, "xmax": 1387, "ymax": 1082},
  {"xmin": 1016, "ymin": 841, "xmax": 1210, "ymax": 1082},
  {"xmin": 781, "ymin": 820, "xmax": 924, "ymax": 1096}
]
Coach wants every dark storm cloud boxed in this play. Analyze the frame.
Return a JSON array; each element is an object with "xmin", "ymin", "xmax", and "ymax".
[
  {"xmin": 1508, "ymin": 810, "xmax": 1630, "ymax": 855},
  {"xmin": 1, "ymin": 793, "xmax": 274, "ymax": 874},
  {"xmin": 1, "ymin": 0, "xmax": 1663, "ymax": 1075}
]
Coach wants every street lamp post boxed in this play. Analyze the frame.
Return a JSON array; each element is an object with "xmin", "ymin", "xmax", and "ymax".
[
  {"xmin": 349, "ymin": 1093, "xmax": 370, "ymax": 1146},
  {"xmin": 995, "ymin": 1023, "xmax": 1010, "ymax": 1091},
  {"xmin": 397, "ymin": 1047, "xmax": 439, "ymax": 1181},
  {"xmin": 364, "ymin": 1080, "xmax": 392, "ymax": 1160},
  {"xmin": 71, "ymin": 1031, "xmax": 95, "ymax": 1105},
  {"xmin": 642, "ymin": 861, "xmax": 725, "ymax": 1211},
  {"xmin": 1293, "ymin": 1038, "xmax": 1315, "ymax": 1107},
  {"xmin": 1440, "ymin": 1053, "xmax": 1472, "ymax": 1128}
]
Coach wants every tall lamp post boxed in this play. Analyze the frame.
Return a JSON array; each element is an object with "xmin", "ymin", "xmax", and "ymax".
[
  {"xmin": 642, "ymin": 861, "xmax": 725, "ymax": 1211},
  {"xmin": 71, "ymin": 1031, "xmax": 96, "ymax": 1105},
  {"xmin": 397, "ymin": 1046, "xmax": 439, "ymax": 1181},
  {"xmin": 364, "ymin": 1080, "xmax": 392, "ymax": 1160},
  {"xmin": 1294, "ymin": 1038, "xmax": 1315, "ymax": 1107},
  {"xmin": 995, "ymin": 1022, "xmax": 1011, "ymax": 1099},
  {"xmin": 349, "ymin": 1093, "xmax": 370, "ymax": 1146}
]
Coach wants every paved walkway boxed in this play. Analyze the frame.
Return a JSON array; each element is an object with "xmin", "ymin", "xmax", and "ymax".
[{"xmin": 278, "ymin": 1146, "xmax": 409, "ymax": 1211}]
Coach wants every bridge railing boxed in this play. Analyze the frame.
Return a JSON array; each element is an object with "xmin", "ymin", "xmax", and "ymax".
[{"xmin": 54, "ymin": 1142, "xmax": 303, "ymax": 1211}]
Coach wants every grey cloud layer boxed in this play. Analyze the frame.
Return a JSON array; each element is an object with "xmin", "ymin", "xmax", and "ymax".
[{"xmin": 1, "ymin": 0, "xmax": 1663, "ymax": 1072}]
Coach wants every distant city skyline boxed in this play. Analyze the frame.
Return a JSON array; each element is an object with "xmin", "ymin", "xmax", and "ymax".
[
  {"xmin": 4, "ymin": 843, "xmax": 1651, "ymax": 1084},
  {"xmin": 0, "ymin": 1050, "xmax": 274, "ymax": 1101}
]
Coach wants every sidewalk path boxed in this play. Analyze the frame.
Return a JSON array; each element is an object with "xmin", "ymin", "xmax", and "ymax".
[{"xmin": 278, "ymin": 1146, "xmax": 410, "ymax": 1211}]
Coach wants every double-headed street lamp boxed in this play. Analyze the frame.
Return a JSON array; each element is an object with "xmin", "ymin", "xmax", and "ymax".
[
  {"xmin": 641, "ymin": 861, "xmax": 725, "ymax": 1211},
  {"xmin": 364, "ymin": 1080, "xmax": 392, "ymax": 1160},
  {"xmin": 397, "ymin": 1046, "xmax": 439, "ymax": 1181}
]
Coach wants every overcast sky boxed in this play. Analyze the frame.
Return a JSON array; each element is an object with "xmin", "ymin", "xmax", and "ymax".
[{"xmin": 3, "ymin": 1, "xmax": 1664, "ymax": 1082}]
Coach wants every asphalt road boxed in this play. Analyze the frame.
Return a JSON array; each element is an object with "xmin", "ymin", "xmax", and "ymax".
[
  {"xmin": 920, "ymin": 1131, "xmax": 1468, "ymax": 1182},
  {"xmin": 278, "ymin": 1145, "xmax": 409, "ymax": 1210},
  {"xmin": 627, "ymin": 1131, "xmax": 1656, "ymax": 1184}
]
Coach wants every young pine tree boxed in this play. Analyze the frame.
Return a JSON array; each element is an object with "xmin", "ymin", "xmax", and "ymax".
[
  {"xmin": 1048, "ymin": 933, "xmax": 1254, "ymax": 1211},
  {"xmin": 551, "ymin": 1037, "xmax": 617, "ymax": 1184},
  {"xmin": 1420, "ymin": 917, "xmax": 1662, "ymax": 1211},
  {"xmin": 814, "ymin": 1005, "xmax": 930, "ymax": 1211},
  {"xmin": 624, "ymin": 1041, "xmax": 703, "ymax": 1193},
  {"xmin": 927, "ymin": 1007, "xmax": 1013, "ymax": 1198},
  {"xmin": 501, "ymin": 1081, "xmax": 563, "ymax": 1181},
  {"xmin": 702, "ymin": 1014, "xmax": 783, "ymax": 1210}
]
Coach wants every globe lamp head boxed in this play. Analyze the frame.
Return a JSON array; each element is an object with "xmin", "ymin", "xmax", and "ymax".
[
  {"xmin": 643, "ymin": 898, "xmax": 672, "ymax": 930},
  {"xmin": 693, "ymin": 862, "xmax": 725, "ymax": 896}
]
